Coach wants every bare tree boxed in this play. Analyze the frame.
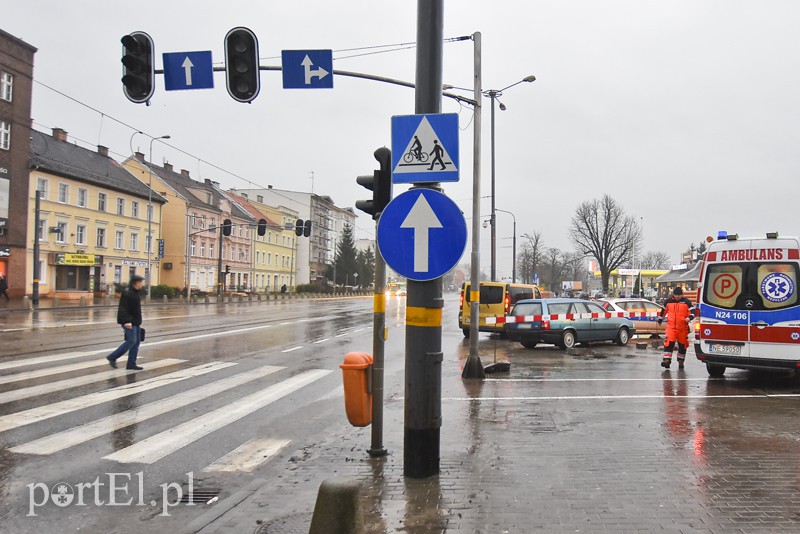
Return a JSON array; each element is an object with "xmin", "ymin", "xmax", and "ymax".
[
  {"xmin": 640, "ymin": 251, "xmax": 671, "ymax": 270},
  {"xmin": 541, "ymin": 247, "xmax": 568, "ymax": 291},
  {"xmin": 563, "ymin": 252, "xmax": 589, "ymax": 286},
  {"xmin": 517, "ymin": 231, "xmax": 544, "ymax": 285},
  {"xmin": 570, "ymin": 195, "xmax": 642, "ymax": 291}
]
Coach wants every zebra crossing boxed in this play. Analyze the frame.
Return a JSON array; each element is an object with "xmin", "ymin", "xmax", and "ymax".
[{"xmin": 0, "ymin": 349, "xmax": 334, "ymax": 474}]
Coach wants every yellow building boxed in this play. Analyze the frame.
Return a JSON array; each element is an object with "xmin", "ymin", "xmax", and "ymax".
[{"xmin": 26, "ymin": 129, "xmax": 165, "ymax": 297}]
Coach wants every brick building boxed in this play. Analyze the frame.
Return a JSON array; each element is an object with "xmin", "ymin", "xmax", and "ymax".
[{"xmin": 0, "ymin": 29, "xmax": 36, "ymax": 296}]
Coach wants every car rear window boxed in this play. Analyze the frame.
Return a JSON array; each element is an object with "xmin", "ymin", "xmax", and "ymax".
[
  {"xmin": 508, "ymin": 286, "xmax": 535, "ymax": 305},
  {"xmin": 464, "ymin": 284, "xmax": 504, "ymax": 304},
  {"xmin": 704, "ymin": 264, "xmax": 744, "ymax": 309},
  {"xmin": 547, "ymin": 303, "xmax": 571, "ymax": 315},
  {"xmin": 512, "ymin": 302, "xmax": 542, "ymax": 316},
  {"xmin": 756, "ymin": 263, "xmax": 798, "ymax": 310}
]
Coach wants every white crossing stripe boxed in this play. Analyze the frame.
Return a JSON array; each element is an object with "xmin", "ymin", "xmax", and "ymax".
[
  {"xmin": 0, "ymin": 361, "xmax": 235, "ymax": 433},
  {"xmin": 281, "ymin": 346, "xmax": 303, "ymax": 353},
  {"xmin": 313, "ymin": 338, "xmax": 329, "ymax": 344},
  {"xmin": 203, "ymin": 438, "xmax": 291, "ymax": 473},
  {"xmin": 104, "ymin": 369, "xmax": 331, "ymax": 464},
  {"xmin": 10, "ymin": 365, "xmax": 284, "ymax": 456},
  {"xmin": 0, "ymin": 359, "xmax": 185, "ymax": 405},
  {"xmin": 0, "ymin": 358, "xmax": 115, "ymax": 385}
]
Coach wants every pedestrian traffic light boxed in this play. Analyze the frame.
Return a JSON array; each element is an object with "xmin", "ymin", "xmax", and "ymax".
[
  {"xmin": 355, "ymin": 147, "xmax": 393, "ymax": 220},
  {"xmin": 224, "ymin": 27, "xmax": 260, "ymax": 103},
  {"xmin": 225, "ymin": 265, "xmax": 231, "ymax": 274},
  {"xmin": 295, "ymin": 219, "xmax": 303, "ymax": 237},
  {"xmin": 222, "ymin": 219, "xmax": 233, "ymax": 237},
  {"xmin": 257, "ymin": 218, "xmax": 267, "ymax": 236},
  {"xmin": 303, "ymin": 220, "xmax": 313, "ymax": 238},
  {"xmin": 121, "ymin": 31, "xmax": 155, "ymax": 104}
]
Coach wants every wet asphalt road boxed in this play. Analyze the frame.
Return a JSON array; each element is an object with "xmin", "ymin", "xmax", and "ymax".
[{"xmin": 2, "ymin": 294, "xmax": 800, "ymax": 533}]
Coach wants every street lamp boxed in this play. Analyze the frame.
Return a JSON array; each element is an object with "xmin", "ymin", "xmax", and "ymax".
[
  {"xmin": 484, "ymin": 75, "xmax": 535, "ymax": 281},
  {"xmin": 495, "ymin": 209, "xmax": 517, "ymax": 283},
  {"xmin": 147, "ymin": 134, "xmax": 170, "ymax": 299}
]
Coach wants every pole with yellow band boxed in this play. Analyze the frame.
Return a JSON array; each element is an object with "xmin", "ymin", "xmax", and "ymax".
[{"xmin": 406, "ymin": 306, "xmax": 443, "ymax": 327}]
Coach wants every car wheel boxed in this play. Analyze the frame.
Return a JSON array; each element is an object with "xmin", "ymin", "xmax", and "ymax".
[
  {"xmin": 521, "ymin": 341, "xmax": 537, "ymax": 349},
  {"xmin": 615, "ymin": 327, "xmax": 630, "ymax": 346},
  {"xmin": 462, "ymin": 329, "xmax": 470, "ymax": 338},
  {"xmin": 706, "ymin": 364, "xmax": 726, "ymax": 377},
  {"xmin": 561, "ymin": 330, "xmax": 576, "ymax": 350}
]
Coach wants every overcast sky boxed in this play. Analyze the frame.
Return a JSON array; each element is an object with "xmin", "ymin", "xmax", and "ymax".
[{"xmin": 6, "ymin": 1, "xmax": 800, "ymax": 278}]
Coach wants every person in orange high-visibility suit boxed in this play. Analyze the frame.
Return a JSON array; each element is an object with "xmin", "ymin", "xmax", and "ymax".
[{"xmin": 658, "ymin": 287, "xmax": 695, "ymax": 370}]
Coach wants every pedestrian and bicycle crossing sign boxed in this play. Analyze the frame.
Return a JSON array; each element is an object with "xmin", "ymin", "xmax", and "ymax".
[{"xmin": 391, "ymin": 113, "xmax": 459, "ymax": 183}]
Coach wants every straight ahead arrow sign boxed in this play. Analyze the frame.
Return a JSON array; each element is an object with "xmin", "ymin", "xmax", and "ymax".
[
  {"xmin": 182, "ymin": 56, "xmax": 194, "ymax": 86},
  {"xmin": 400, "ymin": 194, "xmax": 443, "ymax": 272}
]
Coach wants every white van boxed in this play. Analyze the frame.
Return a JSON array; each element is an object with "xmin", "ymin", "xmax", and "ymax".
[{"xmin": 695, "ymin": 232, "xmax": 800, "ymax": 376}]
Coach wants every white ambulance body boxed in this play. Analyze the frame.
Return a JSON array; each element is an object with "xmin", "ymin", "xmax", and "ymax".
[{"xmin": 695, "ymin": 233, "xmax": 800, "ymax": 376}]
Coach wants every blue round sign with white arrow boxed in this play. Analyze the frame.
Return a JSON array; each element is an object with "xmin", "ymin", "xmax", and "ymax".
[{"xmin": 377, "ymin": 189, "xmax": 467, "ymax": 281}]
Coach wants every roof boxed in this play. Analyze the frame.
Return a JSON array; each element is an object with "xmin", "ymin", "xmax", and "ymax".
[
  {"xmin": 224, "ymin": 191, "xmax": 281, "ymax": 227},
  {"xmin": 0, "ymin": 28, "xmax": 37, "ymax": 53},
  {"xmin": 30, "ymin": 131, "xmax": 165, "ymax": 203},
  {"xmin": 655, "ymin": 262, "xmax": 702, "ymax": 284}
]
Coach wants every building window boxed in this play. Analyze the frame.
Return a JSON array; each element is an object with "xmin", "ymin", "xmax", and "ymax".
[
  {"xmin": 117, "ymin": 198, "xmax": 125, "ymax": 215},
  {"xmin": 0, "ymin": 120, "xmax": 9, "ymax": 150},
  {"xmin": 56, "ymin": 222, "xmax": 68, "ymax": 243},
  {"xmin": 58, "ymin": 183, "xmax": 69, "ymax": 204},
  {"xmin": 76, "ymin": 225, "xmax": 86, "ymax": 245},
  {"xmin": 200, "ymin": 242, "xmax": 206, "ymax": 258},
  {"xmin": 147, "ymin": 204, "xmax": 153, "ymax": 221},
  {"xmin": 209, "ymin": 243, "xmax": 214, "ymax": 259},
  {"xmin": 131, "ymin": 201, "xmax": 139, "ymax": 218},
  {"xmin": 145, "ymin": 235, "xmax": 152, "ymax": 253},
  {"xmin": 36, "ymin": 219, "xmax": 47, "ymax": 242},
  {"xmin": 268, "ymin": 231, "xmax": 272, "ymax": 244},
  {"xmin": 191, "ymin": 213, "xmax": 198, "ymax": 228},
  {"xmin": 96, "ymin": 227, "xmax": 107, "ymax": 248},
  {"xmin": 130, "ymin": 233, "xmax": 139, "ymax": 251},
  {"xmin": 115, "ymin": 230, "xmax": 124, "ymax": 250},
  {"xmin": 98, "ymin": 192, "xmax": 107, "ymax": 212},
  {"xmin": 201, "ymin": 215, "xmax": 206, "ymax": 229},
  {"xmin": 36, "ymin": 178, "xmax": 48, "ymax": 199},
  {"xmin": 205, "ymin": 193, "xmax": 212, "ymax": 204},
  {"xmin": 77, "ymin": 188, "xmax": 88, "ymax": 208},
  {"xmin": 257, "ymin": 195, "xmax": 263, "ymax": 203},
  {"xmin": 0, "ymin": 72, "xmax": 12, "ymax": 102},
  {"xmin": 191, "ymin": 240, "xmax": 196, "ymax": 256},
  {"xmin": 267, "ymin": 253, "xmax": 271, "ymax": 265}
]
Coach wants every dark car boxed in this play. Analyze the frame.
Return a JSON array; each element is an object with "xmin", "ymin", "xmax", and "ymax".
[{"xmin": 505, "ymin": 298, "xmax": 635, "ymax": 349}]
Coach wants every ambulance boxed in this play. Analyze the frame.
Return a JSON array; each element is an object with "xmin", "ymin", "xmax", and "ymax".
[{"xmin": 695, "ymin": 232, "xmax": 800, "ymax": 376}]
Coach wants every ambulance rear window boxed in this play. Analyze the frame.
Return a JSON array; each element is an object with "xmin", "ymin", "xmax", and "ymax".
[
  {"xmin": 704, "ymin": 264, "xmax": 743, "ymax": 309},
  {"xmin": 756, "ymin": 264, "xmax": 798, "ymax": 310}
]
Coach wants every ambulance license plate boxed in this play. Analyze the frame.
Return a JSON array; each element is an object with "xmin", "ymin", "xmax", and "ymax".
[{"xmin": 708, "ymin": 343, "xmax": 742, "ymax": 355}]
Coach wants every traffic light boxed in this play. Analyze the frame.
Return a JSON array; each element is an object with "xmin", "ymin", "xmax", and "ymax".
[
  {"xmin": 121, "ymin": 31, "xmax": 155, "ymax": 104},
  {"xmin": 295, "ymin": 219, "xmax": 303, "ymax": 237},
  {"xmin": 224, "ymin": 27, "xmax": 260, "ymax": 103},
  {"xmin": 257, "ymin": 218, "xmax": 267, "ymax": 236},
  {"xmin": 355, "ymin": 147, "xmax": 393, "ymax": 220},
  {"xmin": 222, "ymin": 219, "xmax": 233, "ymax": 237},
  {"xmin": 303, "ymin": 220, "xmax": 313, "ymax": 238},
  {"xmin": 225, "ymin": 265, "xmax": 231, "ymax": 274}
]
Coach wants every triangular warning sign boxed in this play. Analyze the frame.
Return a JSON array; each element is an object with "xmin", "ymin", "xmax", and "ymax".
[{"xmin": 393, "ymin": 117, "xmax": 458, "ymax": 174}]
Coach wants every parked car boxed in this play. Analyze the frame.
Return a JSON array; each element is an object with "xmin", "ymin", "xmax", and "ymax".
[
  {"xmin": 505, "ymin": 298, "xmax": 636, "ymax": 349},
  {"xmin": 597, "ymin": 298, "xmax": 665, "ymax": 337}
]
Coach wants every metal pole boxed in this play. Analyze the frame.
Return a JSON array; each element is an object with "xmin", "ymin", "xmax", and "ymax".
[
  {"xmin": 490, "ymin": 93, "xmax": 497, "ymax": 281},
  {"xmin": 462, "ymin": 32, "xmax": 485, "ymax": 380},
  {"xmin": 369, "ymin": 243, "xmax": 388, "ymax": 457},
  {"xmin": 32, "ymin": 190, "xmax": 41, "ymax": 306},
  {"xmin": 405, "ymin": 0, "xmax": 444, "ymax": 479},
  {"xmin": 217, "ymin": 223, "xmax": 224, "ymax": 297},
  {"xmin": 186, "ymin": 214, "xmax": 192, "ymax": 300},
  {"xmin": 512, "ymin": 216, "xmax": 517, "ymax": 283}
]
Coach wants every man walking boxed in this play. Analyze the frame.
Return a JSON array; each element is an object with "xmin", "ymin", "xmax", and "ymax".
[
  {"xmin": 658, "ymin": 287, "xmax": 695, "ymax": 370},
  {"xmin": 107, "ymin": 274, "xmax": 145, "ymax": 370},
  {"xmin": 0, "ymin": 274, "xmax": 9, "ymax": 301},
  {"xmin": 428, "ymin": 139, "xmax": 446, "ymax": 171}
]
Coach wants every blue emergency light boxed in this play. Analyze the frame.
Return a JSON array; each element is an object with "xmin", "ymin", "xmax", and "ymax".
[{"xmin": 717, "ymin": 230, "xmax": 728, "ymax": 240}]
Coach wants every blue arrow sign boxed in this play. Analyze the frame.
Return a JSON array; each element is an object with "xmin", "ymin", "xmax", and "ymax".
[
  {"xmin": 391, "ymin": 113, "xmax": 459, "ymax": 184},
  {"xmin": 377, "ymin": 189, "xmax": 467, "ymax": 281},
  {"xmin": 163, "ymin": 51, "xmax": 214, "ymax": 91},
  {"xmin": 281, "ymin": 50, "xmax": 334, "ymax": 89}
]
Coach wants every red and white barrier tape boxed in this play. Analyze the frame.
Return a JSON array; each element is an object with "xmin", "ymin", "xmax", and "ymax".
[{"xmin": 486, "ymin": 311, "xmax": 661, "ymax": 325}]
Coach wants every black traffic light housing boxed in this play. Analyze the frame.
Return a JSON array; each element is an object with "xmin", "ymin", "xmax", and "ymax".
[
  {"xmin": 295, "ymin": 219, "xmax": 303, "ymax": 237},
  {"xmin": 222, "ymin": 219, "xmax": 233, "ymax": 237},
  {"xmin": 257, "ymin": 219, "xmax": 267, "ymax": 236},
  {"xmin": 225, "ymin": 265, "xmax": 231, "ymax": 274},
  {"xmin": 121, "ymin": 31, "xmax": 155, "ymax": 104},
  {"xmin": 303, "ymin": 220, "xmax": 312, "ymax": 238},
  {"xmin": 355, "ymin": 147, "xmax": 393, "ymax": 220},
  {"xmin": 224, "ymin": 27, "xmax": 260, "ymax": 103}
]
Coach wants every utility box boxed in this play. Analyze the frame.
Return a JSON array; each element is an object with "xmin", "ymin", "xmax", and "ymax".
[{"xmin": 340, "ymin": 352, "xmax": 373, "ymax": 427}]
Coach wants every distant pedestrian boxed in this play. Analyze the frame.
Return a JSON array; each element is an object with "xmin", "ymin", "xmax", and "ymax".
[
  {"xmin": 0, "ymin": 274, "xmax": 8, "ymax": 301},
  {"xmin": 658, "ymin": 287, "xmax": 694, "ymax": 370},
  {"xmin": 106, "ymin": 275, "xmax": 145, "ymax": 370},
  {"xmin": 281, "ymin": 284, "xmax": 288, "ymax": 294},
  {"xmin": 428, "ymin": 140, "xmax": 446, "ymax": 170}
]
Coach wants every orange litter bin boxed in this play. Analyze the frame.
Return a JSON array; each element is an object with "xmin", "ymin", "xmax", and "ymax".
[{"xmin": 340, "ymin": 352, "xmax": 373, "ymax": 427}]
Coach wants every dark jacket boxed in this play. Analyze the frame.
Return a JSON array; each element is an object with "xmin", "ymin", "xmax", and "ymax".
[
  {"xmin": 0, "ymin": 277, "xmax": 7, "ymax": 292},
  {"xmin": 117, "ymin": 287, "xmax": 143, "ymax": 326}
]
